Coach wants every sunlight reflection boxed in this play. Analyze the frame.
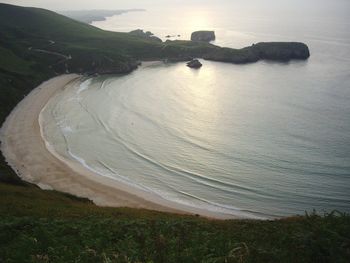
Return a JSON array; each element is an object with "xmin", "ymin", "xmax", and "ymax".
[
  {"xmin": 174, "ymin": 62, "xmax": 219, "ymax": 135},
  {"xmin": 184, "ymin": 11, "xmax": 214, "ymax": 31},
  {"xmin": 187, "ymin": 13, "xmax": 212, "ymax": 31}
]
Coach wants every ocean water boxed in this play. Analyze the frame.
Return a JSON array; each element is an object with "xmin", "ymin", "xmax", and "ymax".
[{"xmin": 41, "ymin": 1, "xmax": 350, "ymax": 218}]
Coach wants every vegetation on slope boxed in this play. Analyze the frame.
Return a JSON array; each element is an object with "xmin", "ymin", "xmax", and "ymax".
[{"xmin": 1, "ymin": 183, "xmax": 349, "ymax": 262}]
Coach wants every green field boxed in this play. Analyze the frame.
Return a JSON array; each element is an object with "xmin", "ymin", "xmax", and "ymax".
[{"xmin": 0, "ymin": 3, "xmax": 346, "ymax": 262}]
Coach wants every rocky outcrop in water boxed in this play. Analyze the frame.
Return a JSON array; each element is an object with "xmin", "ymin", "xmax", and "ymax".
[
  {"xmin": 191, "ymin": 31, "xmax": 216, "ymax": 42},
  {"xmin": 186, "ymin": 59, "xmax": 202, "ymax": 68},
  {"xmin": 203, "ymin": 42, "xmax": 310, "ymax": 63},
  {"xmin": 251, "ymin": 42, "xmax": 310, "ymax": 61}
]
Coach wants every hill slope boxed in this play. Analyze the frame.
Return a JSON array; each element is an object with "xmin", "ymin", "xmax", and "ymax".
[
  {"xmin": 0, "ymin": 4, "xmax": 162, "ymax": 74},
  {"xmin": 1, "ymin": 183, "xmax": 349, "ymax": 262}
]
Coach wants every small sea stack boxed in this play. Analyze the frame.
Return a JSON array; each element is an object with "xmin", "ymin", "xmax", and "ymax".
[
  {"xmin": 186, "ymin": 59, "xmax": 202, "ymax": 68},
  {"xmin": 191, "ymin": 31, "xmax": 216, "ymax": 42}
]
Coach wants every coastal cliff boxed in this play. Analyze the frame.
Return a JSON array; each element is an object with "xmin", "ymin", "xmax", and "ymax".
[
  {"xmin": 161, "ymin": 40, "xmax": 310, "ymax": 64},
  {"xmin": 203, "ymin": 42, "xmax": 310, "ymax": 63}
]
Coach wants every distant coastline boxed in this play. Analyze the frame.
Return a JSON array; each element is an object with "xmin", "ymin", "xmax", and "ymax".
[{"xmin": 59, "ymin": 9, "xmax": 145, "ymax": 24}]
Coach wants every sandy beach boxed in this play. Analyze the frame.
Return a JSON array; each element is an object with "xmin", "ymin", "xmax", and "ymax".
[{"xmin": 0, "ymin": 74, "xmax": 241, "ymax": 219}]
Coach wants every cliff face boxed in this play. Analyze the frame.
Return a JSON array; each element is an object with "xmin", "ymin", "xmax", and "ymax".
[
  {"xmin": 191, "ymin": 31, "xmax": 216, "ymax": 42},
  {"xmin": 252, "ymin": 42, "xmax": 310, "ymax": 61},
  {"xmin": 203, "ymin": 42, "xmax": 310, "ymax": 63}
]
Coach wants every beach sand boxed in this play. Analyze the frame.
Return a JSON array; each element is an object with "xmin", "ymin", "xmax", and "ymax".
[{"xmin": 0, "ymin": 74, "xmax": 238, "ymax": 219}]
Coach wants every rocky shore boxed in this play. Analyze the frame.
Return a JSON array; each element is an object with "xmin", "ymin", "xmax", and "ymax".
[{"xmin": 202, "ymin": 42, "xmax": 310, "ymax": 63}]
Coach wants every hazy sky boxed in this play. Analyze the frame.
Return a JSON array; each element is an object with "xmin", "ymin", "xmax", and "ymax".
[
  {"xmin": 1, "ymin": 0, "xmax": 214, "ymax": 10},
  {"xmin": 1, "ymin": 0, "xmax": 349, "ymax": 15}
]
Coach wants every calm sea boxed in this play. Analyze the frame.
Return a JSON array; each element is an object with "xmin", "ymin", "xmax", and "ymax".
[{"xmin": 41, "ymin": 0, "xmax": 350, "ymax": 218}]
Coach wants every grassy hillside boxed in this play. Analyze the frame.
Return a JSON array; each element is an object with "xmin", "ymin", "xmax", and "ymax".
[
  {"xmin": 1, "ymin": 183, "xmax": 349, "ymax": 262},
  {"xmin": 1, "ymin": 4, "xmax": 344, "ymax": 263},
  {"xmin": 0, "ymin": 4, "xmax": 159, "ymax": 74},
  {"xmin": 0, "ymin": 3, "xmax": 218, "ymax": 75}
]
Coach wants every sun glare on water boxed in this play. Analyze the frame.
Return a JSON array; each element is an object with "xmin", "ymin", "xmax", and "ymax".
[
  {"xmin": 184, "ymin": 11, "xmax": 214, "ymax": 32},
  {"xmin": 171, "ymin": 63, "xmax": 220, "ymax": 143},
  {"xmin": 185, "ymin": 12, "xmax": 213, "ymax": 31}
]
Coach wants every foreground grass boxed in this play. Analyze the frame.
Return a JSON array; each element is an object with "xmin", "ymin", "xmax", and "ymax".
[{"xmin": 1, "ymin": 183, "xmax": 350, "ymax": 262}]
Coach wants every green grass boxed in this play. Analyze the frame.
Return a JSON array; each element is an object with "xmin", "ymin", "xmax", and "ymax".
[
  {"xmin": 1, "ymin": 183, "xmax": 350, "ymax": 262},
  {"xmin": 0, "ymin": 46, "xmax": 33, "ymax": 75}
]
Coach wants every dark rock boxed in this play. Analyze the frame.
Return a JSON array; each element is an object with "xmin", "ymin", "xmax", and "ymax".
[
  {"xmin": 129, "ymin": 29, "xmax": 162, "ymax": 42},
  {"xmin": 203, "ymin": 47, "xmax": 259, "ymax": 64},
  {"xmin": 165, "ymin": 34, "xmax": 180, "ymax": 38},
  {"xmin": 191, "ymin": 31, "xmax": 215, "ymax": 42},
  {"xmin": 186, "ymin": 59, "xmax": 202, "ymax": 69},
  {"xmin": 203, "ymin": 42, "xmax": 310, "ymax": 64},
  {"xmin": 251, "ymin": 42, "xmax": 310, "ymax": 61}
]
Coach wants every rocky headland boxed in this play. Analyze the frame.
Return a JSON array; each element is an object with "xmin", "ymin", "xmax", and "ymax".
[{"xmin": 202, "ymin": 42, "xmax": 310, "ymax": 63}]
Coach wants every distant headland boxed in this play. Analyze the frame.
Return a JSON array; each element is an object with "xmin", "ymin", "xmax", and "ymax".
[{"xmin": 59, "ymin": 9, "xmax": 145, "ymax": 24}]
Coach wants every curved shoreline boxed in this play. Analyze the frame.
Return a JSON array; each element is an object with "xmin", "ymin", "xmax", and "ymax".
[{"xmin": 0, "ymin": 74, "xmax": 266, "ymax": 220}]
